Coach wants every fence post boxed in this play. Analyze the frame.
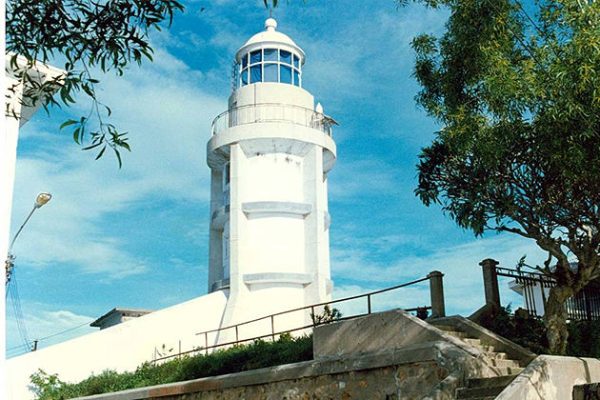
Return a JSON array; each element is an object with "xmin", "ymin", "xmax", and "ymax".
[
  {"xmin": 480, "ymin": 258, "xmax": 501, "ymax": 307},
  {"xmin": 428, "ymin": 270, "xmax": 446, "ymax": 318}
]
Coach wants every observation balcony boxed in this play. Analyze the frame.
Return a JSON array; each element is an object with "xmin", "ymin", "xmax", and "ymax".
[{"xmin": 211, "ymin": 103, "xmax": 336, "ymax": 137}]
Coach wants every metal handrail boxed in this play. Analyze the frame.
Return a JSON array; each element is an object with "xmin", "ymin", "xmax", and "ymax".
[
  {"xmin": 151, "ymin": 276, "xmax": 433, "ymax": 363},
  {"xmin": 194, "ymin": 276, "xmax": 430, "ymax": 337},
  {"xmin": 210, "ymin": 103, "xmax": 335, "ymax": 137}
]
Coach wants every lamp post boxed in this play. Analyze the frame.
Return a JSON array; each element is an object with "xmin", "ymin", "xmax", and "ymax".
[{"xmin": 5, "ymin": 192, "xmax": 52, "ymax": 286}]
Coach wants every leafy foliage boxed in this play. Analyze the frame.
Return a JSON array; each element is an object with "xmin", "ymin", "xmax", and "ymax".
[
  {"xmin": 6, "ymin": 0, "xmax": 184, "ymax": 167},
  {"xmin": 310, "ymin": 305, "xmax": 342, "ymax": 325},
  {"xmin": 403, "ymin": 0, "xmax": 600, "ymax": 353},
  {"xmin": 479, "ymin": 305, "xmax": 600, "ymax": 358},
  {"xmin": 29, "ymin": 334, "xmax": 313, "ymax": 399}
]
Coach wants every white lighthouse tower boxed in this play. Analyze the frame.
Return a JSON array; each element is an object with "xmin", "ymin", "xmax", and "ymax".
[{"xmin": 207, "ymin": 18, "xmax": 337, "ymax": 332}]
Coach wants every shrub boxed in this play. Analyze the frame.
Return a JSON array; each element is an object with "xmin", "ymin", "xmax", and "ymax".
[
  {"xmin": 478, "ymin": 305, "xmax": 600, "ymax": 357},
  {"xmin": 30, "ymin": 334, "xmax": 313, "ymax": 399}
]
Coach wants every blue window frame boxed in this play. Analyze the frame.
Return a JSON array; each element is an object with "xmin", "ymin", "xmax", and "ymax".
[{"xmin": 237, "ymin": 49, "xmax": 301, "ymax": 87}]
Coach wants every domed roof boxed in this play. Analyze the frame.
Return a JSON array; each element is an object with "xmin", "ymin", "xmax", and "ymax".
[{"xmin": 236, "ymin": 18, "xmax": 305, "ymax": 61}]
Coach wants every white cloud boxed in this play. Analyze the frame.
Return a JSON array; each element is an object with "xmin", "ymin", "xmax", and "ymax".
[
  {"xmin": 301, "ymin": 4, "xmax": 449, "ymax": 102},
  {"xmin": 11, "ymin": 38, "xmax": 225, "ymax": 279},
  {"xmin": 329, "ymin": 158, "xmax": 400, "ymax": 200},
  {"xmin": 331, "ymin": 234, "xmax": 547, "ymax": 316},
  {"xmin": 6, "ymin": 304, "xmax": 95, "ymax": 358}
]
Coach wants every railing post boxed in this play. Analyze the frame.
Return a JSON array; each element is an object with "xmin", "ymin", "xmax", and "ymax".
[
  {"xmin": 480, "ymin": 258, "xmax": 501, "ymax": 307},
  {"xmin": 205, "ymin": 332, "xmax": 208, "ymax": 356},
  {"xmin": 270, "ymin": 315, "xmax": 275, "ymax": 341},
  {"xmin": 427, "ymin": 270, "xmax": 446, "ymax": 318}
]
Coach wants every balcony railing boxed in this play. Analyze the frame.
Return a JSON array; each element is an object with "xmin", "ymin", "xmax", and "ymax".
[{"xmin": 211, "ymin": 103, "xmax": 335, "ymax": 137}]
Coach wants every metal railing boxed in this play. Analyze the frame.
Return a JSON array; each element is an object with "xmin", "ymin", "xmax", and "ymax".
[
  {"xmin": 152, "ymin": 275, "xmax": 437, "ymax": 363},
  {"xmin": 211, "ymin": 103, "xmax": 335, "ymax": 137},
  {"xmin": 495, "ymin": 266, "xmax": 600, "ymax": 320}
]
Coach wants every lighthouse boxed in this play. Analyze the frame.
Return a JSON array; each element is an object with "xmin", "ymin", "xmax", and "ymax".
[{"xmin": 207, "ymin": 18, "xmax": 337, "ymax": 330}]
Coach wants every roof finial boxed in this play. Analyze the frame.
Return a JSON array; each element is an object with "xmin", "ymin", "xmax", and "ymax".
[{"xmin": 265, "ymin": 17, "xmax": 277, "ymax": 32}]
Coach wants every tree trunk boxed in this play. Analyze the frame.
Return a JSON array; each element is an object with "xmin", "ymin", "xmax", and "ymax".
[{"xmin": 544, "ymin": 285, "xmax": 574, "ymax": 355}]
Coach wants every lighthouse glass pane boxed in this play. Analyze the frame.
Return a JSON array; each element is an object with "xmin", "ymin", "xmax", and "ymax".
[
  {"xmin": 280, "ymin": 65, "xmax": 292, "ymax": 84},
  {"xmin": 293, "ymin": 70, "xmax": 300, "ymax": 86},
  {"xmin": 264, "ymin": 48, "xmax": 277, "ymax": 61},
  {"xmin": 293, "ymin": 54, "xmax": 299, "ymax": 68},
  {"xmin": 280, "ymin": 50, "xmax": 292, "ymax": 64},
  {"xmin": 264, "ymin": 63, "xmax": 278, "ymax": 82},
  {"xmin": 250, "ymin": 50, "xmax": 262, "ymax": 64},
  {"xmin": 250, "ymin": 65, "xmax": 262, "ymax": 83},
  {"xmin": 241, "ymin": 54, "xmax": 248, "ymax": 68},
  {"xmin": 241, "ymin": 68, "xmax": 248, "ymax": 85}
]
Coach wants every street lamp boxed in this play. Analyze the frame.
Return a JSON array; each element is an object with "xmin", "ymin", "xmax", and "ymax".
[{"xmin": 5, "ymin": 192, "xmax": 52, "ymax": 285}]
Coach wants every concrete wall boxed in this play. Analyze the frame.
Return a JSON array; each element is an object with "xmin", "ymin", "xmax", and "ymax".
[
  {"xmin": 7, "ymin": 291, "xmax": 228, "ymax": 400},
  {"xmin": 497, "ymin": 355, "xmax": 600, "ymax": 400}
]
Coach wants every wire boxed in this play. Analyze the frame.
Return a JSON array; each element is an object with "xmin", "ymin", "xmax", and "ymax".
[
  {"xmin": 36, "ymin": 320, "xmax": 94, "ymax": 342},
  {"xmin": 6, "ymin": 342, "xmax": 31, "ymax": 352},
  {"xmin": 5, "ymin": 319, "xmax": 94, "ymax": 358},
  {"xmin": 7, "ymin": 273, "xmax": 32, "ymax": 351}
]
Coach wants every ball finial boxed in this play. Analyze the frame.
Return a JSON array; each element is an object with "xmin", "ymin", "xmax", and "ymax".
[{"xmin": 265, "ymin": 18, "xmax": 277, "ymax": 31}]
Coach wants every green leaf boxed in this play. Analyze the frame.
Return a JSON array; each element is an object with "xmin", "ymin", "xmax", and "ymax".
[
  {"xmin": 95, "ymin": 146, "xmax": 106, "ymax": 160},
  {"xmin": 72, "ymin": 127, "xmax": 81, "ymax": 144},
  {"xmin": 60, "ymin": 119, "xmax": 78, "ymax": 130},
  {"xmin": 115, "ymin": 148, "xmax": 123, "ymax": 169}
]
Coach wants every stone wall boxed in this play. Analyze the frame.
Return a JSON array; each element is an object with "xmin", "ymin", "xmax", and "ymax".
[
  {"xmin": 156, "ymin": 362, "xmax": 445, "ymax": 400},
  {"xmin": 76, "ymin": 342, "xmax": 460, "ymax": 400}
]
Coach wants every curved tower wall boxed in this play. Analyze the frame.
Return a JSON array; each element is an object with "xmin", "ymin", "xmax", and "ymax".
[{"xmin": 207, "ymin": 20, "xmax": 336, "ymax": 334}]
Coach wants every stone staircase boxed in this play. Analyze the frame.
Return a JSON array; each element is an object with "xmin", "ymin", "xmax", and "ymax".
[{"xmin": 434, "ymin": 324, "xmax": 522, "ymax": 399}]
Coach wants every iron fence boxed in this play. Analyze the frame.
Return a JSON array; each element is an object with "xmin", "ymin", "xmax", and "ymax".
[{"xmin": 495, "ymin": 266, "xmax": 600, "ymax": 320}]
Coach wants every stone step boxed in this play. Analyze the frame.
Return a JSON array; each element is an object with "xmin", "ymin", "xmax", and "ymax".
[
  {"xmin": 467, "ymin": 375, "xmax": 518, "ymax": 389},
  {"xmin": 444, "ymin": 330, "xmax": 469, "ymax": 339},
  {"xmin": 432, "ymin": 324, "xmax": 456, "ymax": 332},
  {"xmin": 486, "ymin": 358, "xmax": 520, "ymax": 369},
  {"xmin": 475, "ymin": 344, "xmax": 495, "ymax": 353},
  {"xmin": 460, "ymin": 397, "xmax": 496, "ymax": 400},
  {"xmin": 486, "ymin": 351, "xmax": 507, "ymax": 360},
  {"xmin": 456, "ymin": 384, "xmax": 506, "ymax": 399},
  {"xmin": 463, "ymin": 338, "xmax": 482, "ymax": 346},
  {"xmin": 499, "ymin": 366, "xmax": 523, "ymax": 375}
]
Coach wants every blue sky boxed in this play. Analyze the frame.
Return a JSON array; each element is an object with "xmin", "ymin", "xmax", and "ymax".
[{"xmin": 6, "ymin": 0, "xmax": 547, "ymax": 357}]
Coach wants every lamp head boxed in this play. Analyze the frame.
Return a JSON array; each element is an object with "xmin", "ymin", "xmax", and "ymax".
[{"xmin": 35, "ymin": 192, "xmax": 52, "ymax": 208}]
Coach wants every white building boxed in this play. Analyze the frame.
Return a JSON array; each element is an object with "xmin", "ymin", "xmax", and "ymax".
[
  {"xmin": 6, "ymin": 18, "xmax": 337, "ymax": 399},
  {"xmin": 207, "ymin": 17, "xmax": 337, "ymax": 338}
]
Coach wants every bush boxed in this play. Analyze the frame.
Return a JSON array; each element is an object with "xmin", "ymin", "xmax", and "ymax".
[
  {"xmin": 478, "ymin": 305, "xmax": 600, "ymax": 357},
  {"xmin": 30, "ymin": 334, "xmax": 313, "ymax": 399}
]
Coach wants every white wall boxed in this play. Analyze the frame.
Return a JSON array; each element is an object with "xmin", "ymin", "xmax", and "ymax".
[{"xmin": 7, "ymin": 291, "xmax": 228, "ymax": 400}]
